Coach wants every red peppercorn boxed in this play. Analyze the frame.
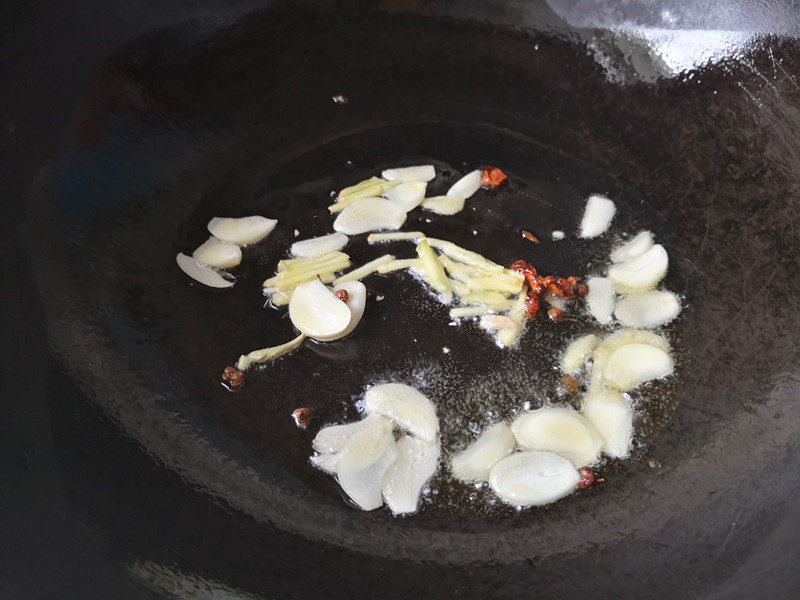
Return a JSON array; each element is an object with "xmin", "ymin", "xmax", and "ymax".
[
  {"xmin": 575, "ymin": 283, "xmax": 589, "ymax": 298},
  {"xmin": 335, "ymin": 289, "xmax": 349, "ymax": 303},
  {"xmin": 561, "ymin": 375, "xmax": 579, "ymax": 393},
  {"xmin": 221, "ymin": 366, "xmax": 245, "ymax": 388},
  {"xmin": 292, "ymin": 407, "xmax": 313, "ymax": 428},
  {"xmin": 547, "ymin": 307, "xmax": 564, "ymax": 322},
  {"xmin": 577, "ymin": 467, "xmax": 595, "ymax": 489}
]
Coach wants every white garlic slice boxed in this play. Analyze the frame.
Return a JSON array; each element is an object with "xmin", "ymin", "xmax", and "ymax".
[
  {"xmin": 588, "ymin": 346, "xmax": 613, "ymax": 392},
  {"xmin": 289, "ymin": 279, "xmax": 351, "ymax": 340},
  {"xmin": 382, "ymin": 165, "xmax": 436, "ymax": 183},
  {"xmin": 175, "ymin": 253, "xmax": 233, "ymax": 288},
  {"xmin": 192, "ymin": 237, "xmax": 242, "ymax": 268},
  {"xmin": 291, "ymin": 232, "xmax": 348, "ymax": 258},
  {"xmin": 207, "ymin": 216, "xmax": 277, "ymax": 246},
  {"xmin": 421, "ymin": 195, "xmax": 465, "ymax": 215},
  {"xmin": 581, "ymin": 390, "xmax": 634, "ymax": 458},
  {"xmin": 451, "ymin": 422, "xmax": 515, "ymax": 482},
  {"xmin": 603, "ymin": 343, "xmax": 674, "ymax": 391},
  {"xmin": 561, "ymin": 334, "xmax": 600, "ymax": 374},
  {"xmin": 312, "ymin": 413, "xmax": 385, "ymax": 454},
  {"xmin": 610, "ymin": 230, "xmax": 654, "ymax": 263},
  {"xmin": 510, "ymin": 407, "xmax": 603, "ymax": 468},
  {"xmin": 328, "ymin": 281, "xmax": 366, "ymax": 340},
  {"xmin": 614, "ymin": 290, "xmax": 681, "ymax": 328},
  {"xmin": 447, "ymin": 170, "xmax": 482, "ymax": 199},
  {"xmin": 309, "ymin": 452, "xmax": 339, "ymax": 474},
  {"xmin": 599, "ymin": 328, "xmax": 670, "ymax": 354},
  {"xmin": 384, "ymin": 181, "xmax": 427, "ymax": 211},
  {"xmin": 382, "ymin": 436, "xmax": 440, "ymax": 514},
  {"xmin": 364, "ymin": 383, "xmax": 439, "ymax": 442},
  {"xmin": 333, "ymin": 197, "xmax": 407, "ymax": 235},
  {"xmin": 489, "ymin": 451, "xmax": 579, "ymax": 507},
  {"xmin": 608, "ymin": 244, "xmax": 668, "ymax": 293},
  {"xmin": 585, "ymin": 276, "xmax": 615, "ymax": 324},
  {"xmin": 336, "ymin": 415, "xmax": 396, "ymax": 511},
  {"xmin": 579, "ymin": 194, "xmax": 616, "ymax": 238}
]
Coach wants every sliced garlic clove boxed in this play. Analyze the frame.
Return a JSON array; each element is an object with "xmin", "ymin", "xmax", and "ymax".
[
  {"xmin": 326, "ymin": 281, "xmax": 366, "ymax": 340},
  {"xmin": 192, "ymin": 237, "xmax": 242, "ymax": 268},
  {"xmin": 561, "ymin": 333, "xmax": 600, "ymax": 374},
  {"xmin": 614, "ymin": 290, "xmax": 681, "ymax": 329},
  {"xmin": 579, "ymin": 194, "xmax": 616, "ymax": 238},
  {"xmin": 588, "ymin": 346, "xmax": 613, "ymax": 392},
  {"xmin": 207, "ymin": 216, "xmax": 277, "ymax": 246},
  {"xmin": 336, "ymin": 415, "xmax": 396, "ymax": 511},
  {"xmin": 447, "ymin": 170, "xmax": 482, "ymax": 199},
  {"xmin": 599, "ymin": 328, "xmax": 670, "ymax": 354},
  {"xmin": 581, "ymin": 390, "xmax": 634, "ymax": 459},
  {"xmin": 291, "ymin": 232, "xmax": 348, "ymax": 258},
  {"xmin": 489, "ymin": 451, "xmax": 579, "ymax": 507},
  {"xmin": 585, "ymin": 276, "xmax": 615, "ymax": 324},
  {"xmin": 364, "ymin": 383, "xmax": 439, "ymax": 442},
  {"xmin": 289, "ymin": 279, "xmax": 352, "ymax": 340},
  {"xmin": 176, "ymin": 253, "xmax": 234, "ymax": 288},
  {"xmin": 312, "ymin": 412, "xmax": 385, "ymax": 454},
  {"xmin": 603, "ymin": 343, "xmax": 674, "ymax": 391},
  {"xmin": 384, "ymin": 181, "xmax": 427, "ymax": 211},
  {"xmin": 421, "ymin": 195, "xmax": 465, "ymax": 215},
  {"xmin": 510, "ymin": 407, "xmax": 603, "ymax": 468},
  {"xmin": 608, "ymin": 244, "xmax": 668, "ymax": 293},
  {"xmin": 310, "ymin": 452, "xmax": 339, "ymax": 474},
  {"xmin": 451, "ymin": 422, "xmax": 515, "ymax": 482},
  {"xmin": 382, "ymin": 436, "xmax": 440, "ymax": 514},
  {"xmin": 610, "ymin": 230, "xmax": 654, "ymax": 263},
  {"xmin": 382, "ymin": 165, "xmax": 436, "ymax": 183},
  {"xmin": 333, "ymin": 197, "xmax": 407, "ymax": 235}
]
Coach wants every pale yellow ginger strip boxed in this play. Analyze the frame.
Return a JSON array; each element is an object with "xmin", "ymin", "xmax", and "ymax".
[
  {"xmin": 448, "ymin": 279, "xmax": 470, "ymax": 297},
  {"xmin": 333, "ymin": 254, "xmax": 395, "ymax": 284},
  {"xmin": 377, "ymin": 258, "xmax": 420, "ymax": 273},
  {"xmin": 236, "ymin": 333, "xmax": 306, "ymax": 371},
  {"xmin": 416, "ymin": 239, "xmax": 450, "ymax": 296},
  {"xmin": 328, "ymin": 177, "xmax": 399, "ymax": 213},
  {"xmin": 367, "ymin": 231, "xmax": 426, "ymax": 243},
  {"xmin": 465, "ymin": 275, "xmax": 523, "ymax": 295},
  {"xmin": 463, "ymin": 290, "xmax": 508, "ymax": 305},
  {"xmin": 264, "ymin": 256, "xmax": 350, "ymax": 287},
  {"xmin": 265, "ymin": 272, "xmax": 337, "ymax": 295},
  {"xmin": 449, "ymin": 305, "xmax": 508, "ymax": 319},
  {"xmin": 426, "ymin": 238, "xmax": 504, "ymax": 272},
  {"xmin": 278, "ymin": 251, "xmax": 348, "ymax": 272}
]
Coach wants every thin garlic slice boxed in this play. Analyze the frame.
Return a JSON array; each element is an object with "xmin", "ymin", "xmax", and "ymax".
[
  {"xmin": 207, "ymin": 216, "xmax": 277, "ymax": 245},
  {"xmin": 384, "ymin": 181, "xmax": 427, "ymax": 211},
  {"xmin": 608, "ymin": 244, "xmax": 668, "ymax": 293},
  {"xmin": 176, "ymin": 253, "xmax": 233, "ymax": 288},
  {"xmin": 192, "ymin": 237, "xmax": 242, "ymax": 268},
  {"xmin": 382, "ymin": 436, "xmax": 440, "ymax": 514},
  {"xmin": 561, "ymin": 334, "xmax": 600, "ymax": 374},
  {"xmin": 447, "ymin": 170, "xmax": 482, "ymax": 199},
  {"xmin": 336, "ymin": 415, "xmax": 396, "ymax": 511},
  {"xmin": 329, "ymin": 281, "xmax": 366, "ymax": 339},
  {"xmin": 603, "ymin": 343, "xmax": 674, "ymax": 391},
  {"xmin": 614, "ymin": 290, "xmax": 681, "ymax": 328},
  {"xmin": 289, "ymin": 279, "xmax": 351, "ymax": 340},
  {"xmin": 610, "ymin": 230, "xmax": 654, "ymax": 263},
  {"xmin": 312, "ymin": 413, "xmax": 385, "ymax": 455},
  {"xmin": 333, "ymin": 197, "xmax": 407, "ymax": 235},
  {"xmin": 291, "ymin": 233, "xmax": 348, "ymax": 258},
  {"xmin": 489, "ymin": 451, "xmax": 579, "ymax": 507},
  {"xmin": 382, "ymin": 165, "xmax": 436, "ymax": 182},
  {"xmin": 579, "ymin": 194, "xmax": 616, "ymax": 238},
  {"xmin": 309, "ymin": 452, "xmax": 339, "ymax": 474},
  {"xmin": 451, "ymin": 422, "xmax": 515, "ymax": 482},
  {"xmin": 585, "ymin": 276, "xmax": 615, "ymax": 324},
  {"xmin": 510, "ymin": 407, "xmax": 603, "ymax": 468},
  {"xmin": 364, "ymin": 383, "xmax": 439, "ymax": 442},
  {"xmin": 581, "ymin": 390, "xmax": 634, "ymax": 458},
  {"xmin": 599, "ymin": 328, "xmax": 670, "ymax": 354},
  {"xmin": 421, "ymin": 195, "xmax": 465, "ymax": 215}
]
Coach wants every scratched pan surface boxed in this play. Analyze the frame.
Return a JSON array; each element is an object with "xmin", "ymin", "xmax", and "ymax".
[{"xmin": 17, "ymin": 2, "xmax": 800, "ymax": 599}]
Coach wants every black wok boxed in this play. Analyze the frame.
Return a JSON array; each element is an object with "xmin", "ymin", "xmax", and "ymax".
[{"xmin": 3, "ymin": 1, "xmax": 800, "ymax": 598}]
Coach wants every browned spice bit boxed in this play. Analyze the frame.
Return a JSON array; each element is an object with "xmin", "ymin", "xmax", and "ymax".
[
  {"xmin": 561, "ymin": 375, "xmax": 580, "ymax": 393},
  {"xmin": 577, "ymin": 467, "xmax": 596, "ymax": 489},
  {"xmin": 521, "ymin": 230, "xmax": 540, "ymax": 244},
  {"xmin": 480, "ymin": 166, "xmax": 508, "ymax": 189},
  {"xmin": 547, "ymin": 307, "xmax": 565, "ymax": 322},
  {"xmin": 575, "ymin": 283, "xmax": 589, "ymax": 298},
  {"xmin": 335, "ymin": 289, "xmax": 349, "ymax": 303},
  {"xmin": 292, "ymin": 407, "xmax": 313, "ymax": 428},
  {"xmin": 221, "ymin": 366, "xmax": 245, "ymax": 388}
]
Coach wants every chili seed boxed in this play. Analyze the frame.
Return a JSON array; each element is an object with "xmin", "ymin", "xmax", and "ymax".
[{"xmin": 577, "ymin": 467, "xmax": 595, "ymax": 489}]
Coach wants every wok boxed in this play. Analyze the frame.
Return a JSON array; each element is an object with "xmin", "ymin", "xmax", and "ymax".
[{"xmin": 4, "ymin": 1, "xmax": 800, "ymax": 598}]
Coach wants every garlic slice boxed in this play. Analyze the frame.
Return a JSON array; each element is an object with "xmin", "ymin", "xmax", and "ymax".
[
  {"xmin": 511, "ymin": 407, "xmax": 603, "ymax": 468},
  {"xmin": 585, "ymin": 276, "xmax": 615, "ymax": 324},
  {"xmin": 333, "ymin": 197, "xmax": 407, "ymax": 235},
  {"xmin": 291, "ymin": 232, "xmax": 348, "ymax": 258},
  {"xmin": 382, "ymin": 165, "xmax": 436, "ymax": 182},
  {"xmin": 192, "ymin": 237, "xmax": 242, "ymax": 269},
  {"xmin": 447, "ymin": 170, "xmax": 482, "ymax": 199},
  {"xmin": 451, "ymin": 422, "xmax": 515, "ymax": 482},
  {"xmin": 579, "ymin": 194, "xmax": 616, "ymax": 238},
  {"xmin": 207, "ymin": 216, "xmax": 277, "ymax": 246},
  {"xmin": 312, "ymin": 413, "xmax": 385, "ymax": 455},
  {"xmin": 581, "ymin": 390, "xmax": 634, "ymax": 458},
  {"xmin": 175, "ymin": 253, "xmax": 233, "ymax": 288},
  {"xmin": 336, "ymin": 415, "xmax": 396, "ymax": 511},
  {"xmin": 309, "ymin": 452, "xmax": 339, "ymax": 474},
  {"xmin": 384, "ymin": 181, "xmax": 427, "ymax": 211},
  {"xmin": 421, "ymin": 196, "xmax": 465, "ymax": 215},
  {"xmin": 489, "ymin": 451, "xmax": 579, "ymax": 507},
  {"xmin": 364, "ymin": 383, "xmax": 439, "ymax": 442},
  {"xmin": 614, "ymin": 290, "xmax": 681, "ymax": 328},
  {"xmin": 329, "ymin": 281, "xmax": 366, "ymax": 339},
  {"xmin": 603, "ymin": 343, "xmax": 674, "ymax": 391},
  {"xmin": 289, "ymin": 279, "xmax": 352, "ymax": 340},
  {"xmin": 382, "ymin": 436, "xmax": 440, "ymax": 514},
  {"xmin": 561, "ymin": 334, "xmax": 600, "ymax": 374},
  {"xmin": 610, "ymin": 230, "xmax": 654, "ymax": 263},
  {"xmin": 608, "ymin": 244, "xmax": 668, "ymax": 293},
  {"xmin": 599, "ymin": 328, "xmax": 670, "ymax": 354}
]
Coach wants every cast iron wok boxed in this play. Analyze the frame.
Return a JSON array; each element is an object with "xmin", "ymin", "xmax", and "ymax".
[{"xmin": 11, "ymin": 1, "xmax": 800, "ymax": 598}]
